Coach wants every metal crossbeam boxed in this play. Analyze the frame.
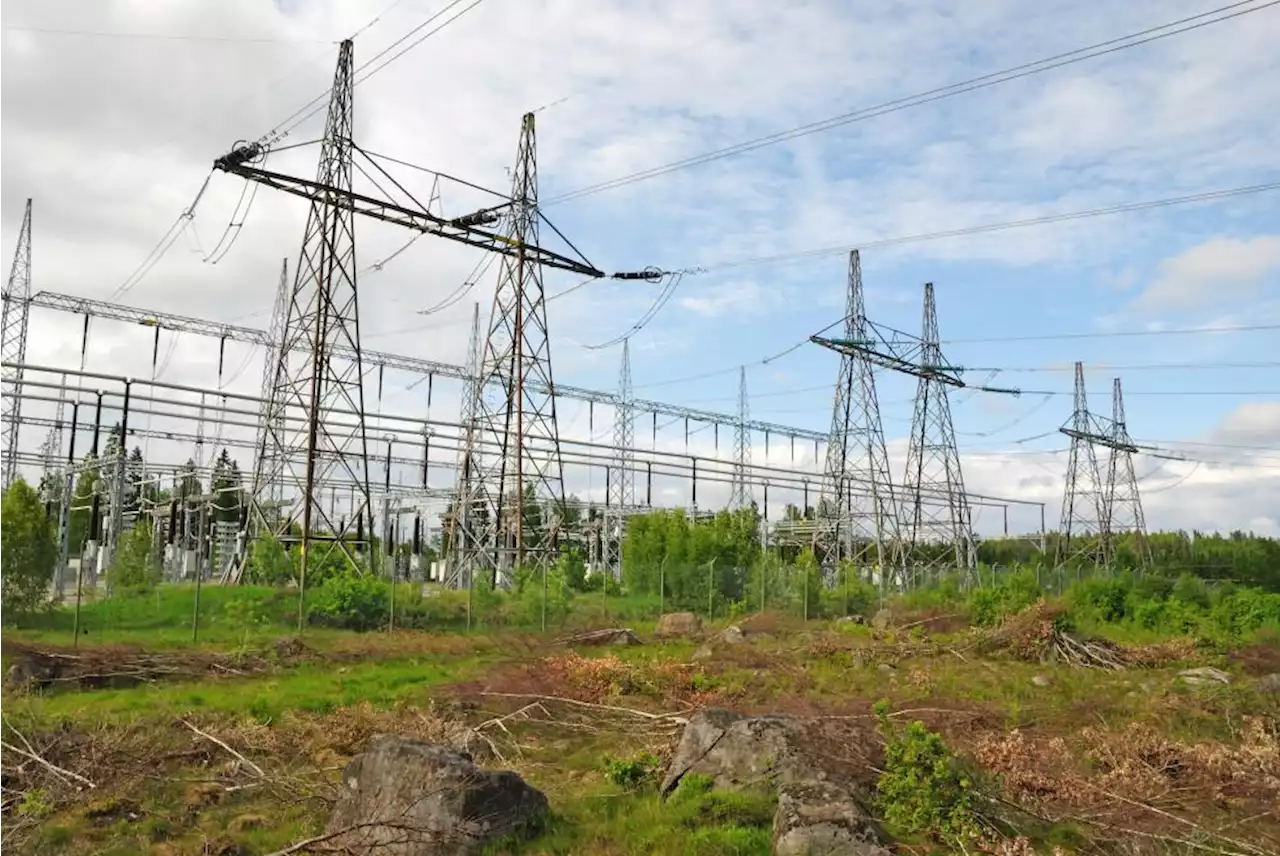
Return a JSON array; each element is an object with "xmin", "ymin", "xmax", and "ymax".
[{"xmin": 26, "ymin": 291, "xmax": 828, "ymax": 440}]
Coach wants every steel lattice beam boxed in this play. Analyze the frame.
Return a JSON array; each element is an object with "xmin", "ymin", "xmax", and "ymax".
[
  {"xmin": 2, "ymin": 199, "xmax": 33, "ymax": 488},
  {"xmin": 25, "ymin": 293, "xmax": 827, "ymax": 441}
]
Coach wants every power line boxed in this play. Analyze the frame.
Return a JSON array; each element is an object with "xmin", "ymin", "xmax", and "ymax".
[
  {"xmin": 946, "ymin": 321, "xmax": 1280, "ymax": 344},
  {"xmin": 699, "ymin": 182, "xmax": 1280, "ymax": 272},
  {"xmin": 1, "ymin": 24, "xmax": 333, "ymax": 43},
  {"xmin": 546, "ymin": 0, "xmax": 1280, "ymax": 204},
  {"xmin": 959, "ymin": 360, "xmax": 1280, "ymax": 373}
]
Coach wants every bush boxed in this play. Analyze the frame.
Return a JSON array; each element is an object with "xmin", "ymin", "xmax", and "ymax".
[
  {"xmin": 109, "ymin": 521, "xmax": 159, "ymax": 589},
  {"xmin": 307, "ymin": 572, "xmax": 389, "ymax": 631},
  {"xmin": 1067, "ymin": 576, "xmax": 1132, "ymax": 624},
  {"xmin": 968, "ymin": 569, "xmax": 1041, "ymax": 626},
  {"xmin": 872, "ymin": 700, "xmax": 983, "ymax": 845},
  {"xmin": 604, "ymin": 752, "xmax": 661, "ymax": 789}
]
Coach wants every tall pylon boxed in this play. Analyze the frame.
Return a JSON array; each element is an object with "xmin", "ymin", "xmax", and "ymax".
[
  {"xmin": 729, "ymin": 366, "xmax": 752, "ymax": 509},
  {"xmin": 1104, "ymin": 377, "xmax": 1149, "ymax": 567},
  {"xmin": 1056, "ymin": 362, "xmax": 1110, "ymax": 567},
  {"xmin": 464, "ymin": 112, "xmax": 567, "ymax": 586},
  {"xmin": 446, "ymin": 301, "xmax": 484, "ymax": 589},
  {"xmin": 604, "ymin": 337, "xmax": 635, "ymax": 577},
  {"xmin": 901, "ymin": 282, "xmax": 976, "ymax": 582},
  {"xmin": 813, "ymin": 250, "xmax": 903, "ymax": 585},
  {"xmin": 2, "ymin": 198, "xmax": 33, "ymax": 489},
  {"xmin": 241, "ymin": 40, "xmax": 372, "ymax": 583}
]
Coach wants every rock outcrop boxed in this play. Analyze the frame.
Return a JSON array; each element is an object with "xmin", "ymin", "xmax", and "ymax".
[
  {"xmin": 327, "ymin": 736, "xmax": 547, "ymax": 855},
  {"xmin": 662, "ymin": 709, "xmax": 889, "ymax": 855}
]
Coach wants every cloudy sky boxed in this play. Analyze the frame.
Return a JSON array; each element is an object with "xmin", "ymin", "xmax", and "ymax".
[{"xmin": 3, "ymin": 0, "xmax": 1278, "ymax": 538}]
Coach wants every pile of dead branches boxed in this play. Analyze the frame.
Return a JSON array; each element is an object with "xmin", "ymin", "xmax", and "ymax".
[
  {"xmin": 969, "ymin": 602, "xmax": 1127, "ymax": 670},
  {"xmin": 2, "ymin": 641, "xmax": 275, "ymax": 691}
]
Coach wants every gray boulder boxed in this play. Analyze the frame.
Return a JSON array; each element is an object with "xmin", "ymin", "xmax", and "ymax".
[
  {"xmin": 870, "ymin": 609, "xmax": 893, "ymax": 631},
  {"xmin": 691, "ymin": 625, "xmax": 748, "ymax": 661},
  {"xmin": 774, "ymin": 781, "xmax": 891, "ymax": 856},
  {"xmin": 661, "ymin": 709, "xmax": 889, "ymax": 853},
  {"xmin": 656, "ymin": 611, "xmax": 703, "ymax": 637},
  {"xmin": 327, "ymin": 736, "xmax": 547, "ymax": 855},
  {"xmin": 1257, "ymin": 673, "xmax": 1280, "ymax": 695}
]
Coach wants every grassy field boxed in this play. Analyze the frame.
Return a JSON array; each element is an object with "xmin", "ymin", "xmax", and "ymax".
[{"xmin": 2, "ymin": 588, "xmax": 1278, "ymax": 855}]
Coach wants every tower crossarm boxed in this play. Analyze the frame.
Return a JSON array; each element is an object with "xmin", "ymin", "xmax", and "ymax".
[
  {"xmin": 811, "ymin": 334, "xmax": 967, "ymax": 386},
  {"xmin": 1058, "ymin": 427, "xmax": 1141, "ymax": 454},
  {"xmin": 214, "ymin": 147, "xmax": 661, "ymax": 282}
]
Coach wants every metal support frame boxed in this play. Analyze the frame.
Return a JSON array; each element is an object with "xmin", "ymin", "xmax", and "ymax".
[
  {"xmin": 241, "ymin": 39, "xmax": 373, "ymax": 583},
  {"xmin": 811, "ymin": 251, "xmax": 903, "ymax": 586},
  {"xmin": 1104, "ymin": 377, "xmax": 1150, "ymax": 567},
  {"xmin": 729, "ymin": 366, "xmax": 752, "ymax": 509},
  {"xmin": 603, "ymin": 338, "xmax": 635, "ymax": 578},
  {"xmin": 902, "ymin": 282, "xmax": 976, "ymax": 582},
  {"xmin": 462, "ymin": 112, "xmax": 567, "ymax": 585},
  {"xmin": 2, "ymin": 199, "xmax": 32, "ymax": 488},
  {"xmin": 1056, "ymin": 362, "xmax": 1111, "ymax": 567}
]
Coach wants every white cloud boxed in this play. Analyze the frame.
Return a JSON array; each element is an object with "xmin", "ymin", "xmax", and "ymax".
[
  {"xmin": 676, "ymin": 279, "xmax": 778, "ymax": 318},
  {"xmin": 1135, "ymin": 235, "xmax": 1280, "ymax": 312}
]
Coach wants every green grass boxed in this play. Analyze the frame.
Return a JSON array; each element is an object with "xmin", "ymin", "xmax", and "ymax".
[
  {"xmin": 490, "ymin": 774, "xmax": 776, "ymax": 855},
  {"xmin": 9, "ymin": 649, "xmax": 493, "ymax": 724}
]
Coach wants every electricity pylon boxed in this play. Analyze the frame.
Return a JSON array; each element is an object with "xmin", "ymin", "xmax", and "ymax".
[
  {"xmin": 240, "ymin": 40, "xmax": 373, "ymax": 585},
  {"xmin": 447, "ymin": 301, "xmax": 484, "ymax": 589},
  {"xmin": 1104, "ymin": 377, "xmax": 1149, "ymax": 567},
  {"xmin": 729, "ymin": 366, "xmax": 752, "ymax": 509},
  {"xmin": 604, "ymin": 338, "xmax": 635, "ymax": 578},
  {"xmin": 213, "ymin": 44, "xmax": 663, "ymax": 585},
  {"xmin": 811, "ymin": 250, "xmax": 903, "ymax": 586},
  {"xmin": 901, "ymin": 282, "xmax": 975, "ymax": 583},
  {"xmin": 464, "ymin": 112, "xmax": 568, "ymax": 586},
  {"xmin": 1056, "ymin": 363, "xmax": 1111, "ymax": 567},
  {"xmin": 2, "ymin": 198, "xmax": 32, "ymax": 489}
]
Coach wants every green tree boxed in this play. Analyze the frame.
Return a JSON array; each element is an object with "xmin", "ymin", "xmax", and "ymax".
[
  {"xmin": 210, "ymin": 448, "xmax": 244, "ymax": 524},
  {"xmin": 110, "ymin": 520, "xmax": 158, "ymax": 588},
  {"xmin": 1, "ymin": 478, "xmax": 58, "ymax": 618},
  {"xmin": 67, "ymin": 452, "xmax": 102, "ymax": 554}
]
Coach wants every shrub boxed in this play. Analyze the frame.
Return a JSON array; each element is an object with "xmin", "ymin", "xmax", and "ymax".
[
  {"xmin": 968, "ymin": 569, "xmax": 1042, "ymax": 627},
  {"xmin": 1067, "ymin": 576, "xmax": 1132, "ymax": 624},
  {"xmin": 872, "ymin": 700, "xmax": 983, "ymax": 845},
  {"xmin": 109, "ymin": 521, "xmax": 159, "ymax": 589},
  {"xmin": 307, "ymin": 572, "xmax": 389, "ymax": 631},
  {"xmin": 603, "ymin": 752, "xmax": 661, "ymax": 789}
]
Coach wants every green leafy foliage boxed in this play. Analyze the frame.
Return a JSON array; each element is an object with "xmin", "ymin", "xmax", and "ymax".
[
  {"xmin": 872, "ymin": 700, "xmax": 983, "ymax": 845},
  {"xmin": 109, "ymin": 521, "xmax": 160, "ymax": 589},
  {"xmin": 1, "ymin": 478, "xmax": 58, "ymax": 619},
  {"xmin": 603, "ymin": 752, "xmax": 661, "ymax": 789},
  {"xmin": 968, "ymin": 568, "xmax": 1042, "ymax": 626},
  {"xmin": 307, "ymin": 572, "xmax": 389, "ymax": 631}
]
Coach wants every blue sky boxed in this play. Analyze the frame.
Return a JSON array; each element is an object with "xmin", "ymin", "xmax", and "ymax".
[{"xmin": 2, "ymin": 0, "xmax": 1278, "ymax": 535}]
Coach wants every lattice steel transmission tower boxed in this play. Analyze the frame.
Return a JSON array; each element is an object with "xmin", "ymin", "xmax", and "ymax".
[
  {"xmin": 603, "ymin": 338, "xmax": 635, "ymax": 578},
  {"xmin": 812, "ymin": 251, "xmax": 903, "ymax": 584},
  {"xmin": 902, "ymin": 282, "xmax": 975, "ymax": 582},
  {"xmin": 226, "ymin": 258, "xmax": 292, "ymax": 580},
  {"xmin": 729, "ymin": 366, "xmax": 753, "ymax": 509},
  {"xmin": 463, "ymin": 112, "xmax": 567, "ymax": 586},
  {"xmin": 446, "ymin": 301, "xmax": 484, "ymax": 589},
  {"xmin": 240, "ymin": 40, "xmax": 372, "ymax": 582},
  {"xmin": 1104, "ymin": 377, "xmax": 1149, "ymax": 567},
  {"xmin": 2, "ymin": 198, "xmax": 33, "ymax": 489},
  {"xmin": 1056, "ymin": 363, "xmax": 1110, "ymax": 567}
]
